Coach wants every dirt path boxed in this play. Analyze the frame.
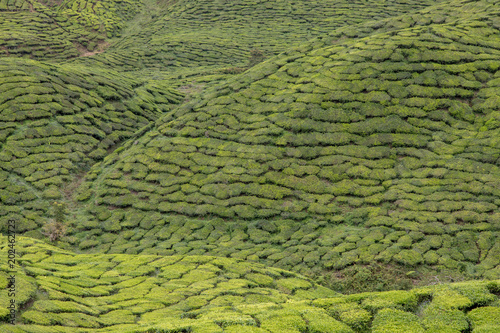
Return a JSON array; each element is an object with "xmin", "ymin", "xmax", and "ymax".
[{"xmin": 78, "ymin": 40, "xmax": 110, "ymax": 57}]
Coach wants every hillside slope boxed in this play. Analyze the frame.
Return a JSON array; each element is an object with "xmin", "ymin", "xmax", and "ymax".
[
  {"xmin": 74, "ymin": 0, "xmax": 500, "ymax": 281},
  {"xmin": 0, "ymin": 0, "xmax": 139, "ymax": 60}
]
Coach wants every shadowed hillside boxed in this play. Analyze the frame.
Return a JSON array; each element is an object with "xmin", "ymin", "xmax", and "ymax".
[{"xmin": 0, "ymin": 57, "xmax": 183, "ymax": 233}]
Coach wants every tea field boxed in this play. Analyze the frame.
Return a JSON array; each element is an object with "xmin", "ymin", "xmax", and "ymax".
[{"xmin": 2, "ymin": 0, "xmax": 500, "ymax": 331}]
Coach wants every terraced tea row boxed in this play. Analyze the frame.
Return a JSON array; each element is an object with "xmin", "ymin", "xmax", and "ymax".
[
  {"xmin": 0, "ymin": 10, "xmax": 88, "ymax": 60},
  {"xmin": 308, "ymin": 0, "xmax": 500, "ymax": 49},
  {"xmin": 0, "ymin": 237, "xmax": 337, "ymax": 331},
  {"xmin": 70, "ymin": 215, "xmax": 500, "ymax": 280},
  {"xmin": 1, "ymin": 237, "xmax": 499, "ymax": 332},
  {"xmin": 54, "ymin": 0, "xmax": 140, "ymax": 38},
  {"xmin": 0, "ymin": 0, "xmax": 30, "ymax": 11},
  {"xmin": 0, "ymin": 58, "xmax": 183, "ymax": 233}
]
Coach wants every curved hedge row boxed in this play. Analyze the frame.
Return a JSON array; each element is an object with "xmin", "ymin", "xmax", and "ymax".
[{"xmin": 68, "ymin": 214, "xmax": 500, "ymax": 281}]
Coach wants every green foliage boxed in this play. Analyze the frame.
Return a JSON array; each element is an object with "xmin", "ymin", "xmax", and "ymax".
[
  {"xmin": 420, "ymin": 304, "xmax": 469, "ymax": 332},
  {"xmin": 431, "ymin": 287, "xmax": 474, "ymax": 310},
  {"xmin": 4, "ymin": 4, "xmax": 500, "ymax": 331},
  {"xmin": 3, "ymin": 237, "xmax": 500, "ymax": 332},
  {"xmin": 467, "ymin": 307, "xmax": 500, "ymax": 332},
  {"xmin": 53, "ymin": 201, "xmax": 66, "ymax": 224},
  {"xmin": 394, "ymin": 250, "xmax": 423, "ymax": 267},
  {"xmin": 361, "ymin": 290, "xmax": 418, "ymax": 312},
  {"xmin": 338, "ymin": 308, "xmax": 372, "ymax": 332},
  {"xmin": 324, "ymin": 263, "xmax": 414, "ymax": 294},
  {"xmin": 371, "ymin": 308, "xmax": 424, "ymax": 333},
  {"xmin": 248, "ymin": 49, "xmax": 266, "ymax": 68},
  {"xmin": 302, "ymin": 308, "xmax": 354, "ymax": 333},
  {"xmin": 41, "ymin": 201, "xmax": 68, "ymax": 242}
]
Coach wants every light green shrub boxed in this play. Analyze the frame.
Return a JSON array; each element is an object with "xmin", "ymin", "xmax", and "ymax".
[
  {"xmin": 303, "ymin": 308, "xmax": 354, "ymax": 333},
  {"xmin": 372, "ymin": 308, "xmax": 424, "ymax": 333},
  {"xmin": 393, "ymin": 250, "xmax": 423, "ymax": 267},
  {"xmin": 468, "ymin": 306, "xmax": 500, "ymax": 332},
  {"xmin": 338, "ymin": 308, "xmax": 372, "ymax": 332},
  {"xmin": 362, "ymin": 290, "xmax": 417, "ymax": 312},
  {"xmin": 420, "ymin": 304, "xmax": 469, "ymax": 332},
  {"xmin": 260, "ymin": 315, "xmax": 306, "ymax": 333}
]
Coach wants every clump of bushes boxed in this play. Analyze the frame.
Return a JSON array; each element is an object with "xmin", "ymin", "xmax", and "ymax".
[
  {"xmin": 42, "ymin": 201, "xmax": 67, "ymax": 242},
  {"xmin": 219, "ymin": 48, "xmax": 266, "ymax": 74},
  {"xmin": 248, "ymin": 48, "xmax": 265, "ymax": 68},
  {"xmin": 324, "ymin": 263, "xmax": 414, "ymax": 294},
  {"xmin": 220, "ymin": 67, "xmax": 247, "ymax": 74}
]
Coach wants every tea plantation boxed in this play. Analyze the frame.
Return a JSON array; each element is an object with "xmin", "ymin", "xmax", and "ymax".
[
  {"xmin": 2, "ymin": 0, "xmax": 500, "ymax": 331},
  {"xmin": 69, "ymin": 0, "xmax": 439, "ymax": 71},
  {"xmin": 75, "ymin": 0, "xmax": 500, "ymax": 278}
]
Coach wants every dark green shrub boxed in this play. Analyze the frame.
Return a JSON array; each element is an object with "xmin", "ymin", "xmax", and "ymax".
[
  {"xmin": 324, "ymin": 263, "xmax": 414, "ymax": 294},
  {"xmin": 248, "ymin": 48, "xmax": 266, "ymax": 68},
  {"xmin": 42, "ymin": 201, "xmax": 67, "ymax": 242}
]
